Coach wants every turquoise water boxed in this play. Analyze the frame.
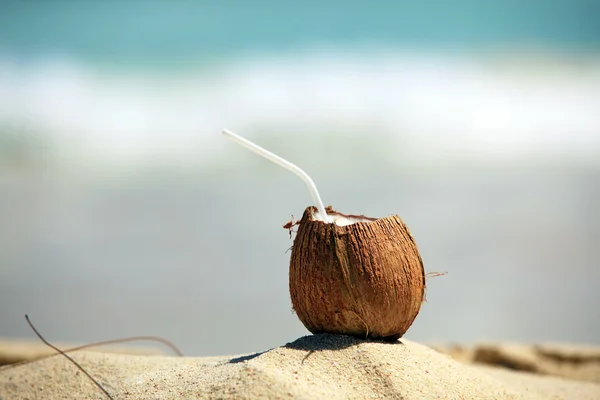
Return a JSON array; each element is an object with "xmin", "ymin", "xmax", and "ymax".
[{"xmin": 2, "ymin": 1, "xmax": 599, "ymax": 64}]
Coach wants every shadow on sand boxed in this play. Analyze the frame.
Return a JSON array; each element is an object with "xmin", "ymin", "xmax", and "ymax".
[{"xmin": 229, "ymin": 333, "xmax": 404, "ymax": 365}]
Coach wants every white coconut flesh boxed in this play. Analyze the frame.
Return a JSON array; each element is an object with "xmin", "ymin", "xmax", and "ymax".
[{"xmin": 311, "ymin": 210, "xmax": 376, "ymax": 227}]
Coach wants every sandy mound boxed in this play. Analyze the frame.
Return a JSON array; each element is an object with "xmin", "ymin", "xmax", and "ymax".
[
  {"xmin": 1, "ymin": 334, "xmax": 599, "ymax": 400},
  {"xmin": 431, "ymin": 342, "xmax": 600, "ymax": 384}
]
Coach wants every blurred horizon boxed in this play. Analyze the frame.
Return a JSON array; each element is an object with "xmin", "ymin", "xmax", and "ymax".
[
  {"xmin": 0, "ymin": 1, "xmax": 599, "ymax": 356},
  {"xmin": 1, "ymin": 1, "xmax": 600, "ymax": 173}
]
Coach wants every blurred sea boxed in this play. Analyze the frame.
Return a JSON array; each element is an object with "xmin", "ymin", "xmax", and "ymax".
[{"xmin": 0, "ymin": 2, "xmax": 599, "ymax": 356}]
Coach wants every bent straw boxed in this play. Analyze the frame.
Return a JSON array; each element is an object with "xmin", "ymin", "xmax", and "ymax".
[{"xmin": 222, "ymin": 129, "xmax": 331, "ymax": 222}]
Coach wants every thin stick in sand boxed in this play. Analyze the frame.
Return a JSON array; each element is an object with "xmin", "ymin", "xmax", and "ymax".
[
  {"xmin": 5, "ymin": 315, "xmax": 187, "ymax": 399},
  {"xmin": 2, "ymin": 335, "xmax": 183, "ymax": 370},
  {"xmin": 24, "ymin": 314, "xmax": 114, "ymax": 400}
]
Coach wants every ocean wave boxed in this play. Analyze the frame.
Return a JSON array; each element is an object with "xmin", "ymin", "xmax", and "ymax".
[{"xmin": 1, "ymin": 50, "xmax": 599, "ymax": 168}]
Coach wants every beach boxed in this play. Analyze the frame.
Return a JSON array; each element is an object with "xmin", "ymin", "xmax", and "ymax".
[{"xmin": 1, "ymin": 334, "xmax": 599, "ymax": 399}]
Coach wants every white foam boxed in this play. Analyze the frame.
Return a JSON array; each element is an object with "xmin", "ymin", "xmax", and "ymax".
[{"xmin": 1, "ymin": 50, "xmax": 599, "ymax": 168}]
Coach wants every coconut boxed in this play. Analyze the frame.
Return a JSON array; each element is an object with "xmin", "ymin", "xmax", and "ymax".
[
  {"xmin": 289, "ymin": 206, "xmax": 425, "ymax": 341},
  {"xmin": 222, "ymin": 128, "xmax": 427, "ymax": 341}
]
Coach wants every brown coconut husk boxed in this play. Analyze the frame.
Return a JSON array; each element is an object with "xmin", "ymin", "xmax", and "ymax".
[{"xmin": 289, "ymin": 206, "xmax": 426, "ymax": 341}]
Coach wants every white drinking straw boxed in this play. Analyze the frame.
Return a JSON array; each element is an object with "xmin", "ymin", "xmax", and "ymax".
[{"xmin": 222, "ymin": 129, "xmax": 331, "ymax": 222}]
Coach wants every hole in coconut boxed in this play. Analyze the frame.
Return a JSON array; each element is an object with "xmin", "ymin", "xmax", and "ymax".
[{"xmin": 311, "ymin": 210, "xmax": 376, "ymax": 227}]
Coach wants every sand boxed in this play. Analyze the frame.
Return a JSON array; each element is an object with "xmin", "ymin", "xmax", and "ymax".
[
  {"xmin": 0, "ymin": 339, "xmax": 167, "ymax": 367},
  {"xmin": 1, "ymin": 334, "xmax": 599, "ymax": 400},
  {"xmin": 430, "ymin": 342, "xmax": 600, "ymax": 384}
]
